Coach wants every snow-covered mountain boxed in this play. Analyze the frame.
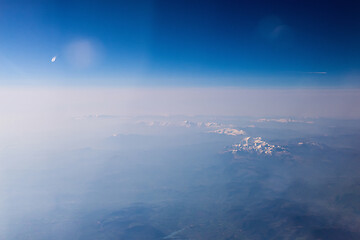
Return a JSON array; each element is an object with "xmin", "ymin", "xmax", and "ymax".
[
  {"xmin": 136, "ymin": 120, "xmax": 226, "ymax": 129},
  {"xmin": 210, "ymin": 128, "xmax": 246, "ymax": 136},
  {"xmin": 228, "ymin": 137, "xmax": 286, "ymax": 155}
]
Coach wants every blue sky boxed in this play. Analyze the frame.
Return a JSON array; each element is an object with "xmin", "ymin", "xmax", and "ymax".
[{"xmin": 0, "ymin": 0, "xmax": 359, "ymax": 86}]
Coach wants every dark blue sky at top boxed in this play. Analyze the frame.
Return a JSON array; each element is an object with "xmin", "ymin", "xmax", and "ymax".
[{"xmin": 0, "ymin": 0, "xmax": 359, "ymax": 86}]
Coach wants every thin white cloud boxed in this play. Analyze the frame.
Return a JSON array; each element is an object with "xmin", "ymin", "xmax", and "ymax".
[
  {"xmin": 74, "ymin": 114, "xmax": 117, "ymax": 120},
  {"xmin": 305, "ymin": 72, "xmax": 327, "ymax": 74},
  {"xmin": 256, "ymin": 118, "xmax": 314, "ymax": 124}
]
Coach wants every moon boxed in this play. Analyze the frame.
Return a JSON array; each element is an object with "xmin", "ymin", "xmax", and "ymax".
[{"xmin": 51, "ymin": 56, "xmax": 57, "ymax": 63}]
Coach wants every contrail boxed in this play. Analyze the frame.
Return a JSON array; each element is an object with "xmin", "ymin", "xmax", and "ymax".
[{"xmin": 305, "ymin": 72, "xmax": 327, "ymax": 74}]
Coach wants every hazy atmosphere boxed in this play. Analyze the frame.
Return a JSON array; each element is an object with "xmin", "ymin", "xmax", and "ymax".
[{"xmin": 1, "ymin": 1, "xmax": 360, "ymax": 239}]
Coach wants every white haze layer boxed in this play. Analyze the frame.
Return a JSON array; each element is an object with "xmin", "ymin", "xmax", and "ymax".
[
  {"xmin": 1, "ymin": 87, "xmax": 360, "ymax": 238},
  {"xmin": 2, "ymin": 88, "xmax": 360, "ymax": 117},
  {"xmin": 1, "ymin": 87, "xmax": 360, "ymax": 150}
]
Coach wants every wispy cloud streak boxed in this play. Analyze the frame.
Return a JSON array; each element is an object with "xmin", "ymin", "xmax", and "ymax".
[{"xmin": 305, "ymin": 72, "xmax": 327, "ymax": 74}]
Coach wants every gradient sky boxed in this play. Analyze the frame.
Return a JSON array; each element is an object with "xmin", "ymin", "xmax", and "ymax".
[{"xmin": 0, "ymin": 0, "xmax": 359, "ymax": 86}]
